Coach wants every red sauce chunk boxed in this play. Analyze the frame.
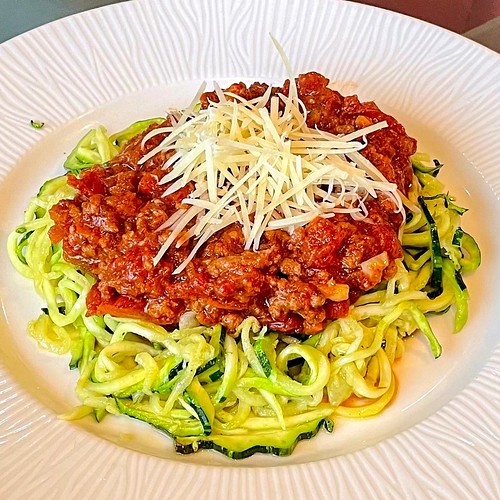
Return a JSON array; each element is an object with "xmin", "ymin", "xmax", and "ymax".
[{"xmin": 49, "ymin": 72, "xmax": 416, "ymax": 334}]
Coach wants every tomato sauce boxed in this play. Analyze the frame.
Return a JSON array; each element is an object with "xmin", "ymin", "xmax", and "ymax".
[{"xmin": 49, "ymin": 72, "xmax": 416, "ymax": 334}]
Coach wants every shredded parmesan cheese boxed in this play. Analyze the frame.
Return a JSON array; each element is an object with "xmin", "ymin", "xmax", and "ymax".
[{"xmin": 140, "ymin": 82, "xmax": 403, "ymax": 271}]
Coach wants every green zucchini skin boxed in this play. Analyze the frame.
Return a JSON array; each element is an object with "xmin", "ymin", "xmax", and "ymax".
[
  {"xmin": 115, "ymin": 397, "xmax": 333, "ymax": 459},
  {"xmin": 183, "ymin": 377, "xmax": 215, "ymax": 435},
  {"xmin": 254, "ymin": 334, "xmax": 277, "ymax": 377},
  {"xmin": 418, "ymin": 196, "xmax": 443, "ymax": 295},
  {"xmin": 174, "ymin": 418, "xmax": 334, "ymax": 459},
  {"xmin": 115, "ymin": 398, "xmax": 204, "ymax": 437}
]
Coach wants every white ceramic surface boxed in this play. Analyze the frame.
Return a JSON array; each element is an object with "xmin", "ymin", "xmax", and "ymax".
[{"xmin": 0, "ymin": 0, "xmax": 499, "ymax": 498}]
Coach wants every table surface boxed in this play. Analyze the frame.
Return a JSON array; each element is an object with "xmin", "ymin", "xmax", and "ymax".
[{"xmin": 0, "ymin": 0, "xmax": 123, "ymax": 43}]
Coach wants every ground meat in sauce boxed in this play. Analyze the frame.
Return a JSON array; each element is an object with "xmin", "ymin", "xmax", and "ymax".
[{"xmin": 49, "ymin": 72, "xmax": 416, "ymax": 334}]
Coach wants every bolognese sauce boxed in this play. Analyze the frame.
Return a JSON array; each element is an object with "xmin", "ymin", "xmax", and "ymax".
[{"xmin": 49, "ymin": 72, "xmax": 416, "ymax": 334}]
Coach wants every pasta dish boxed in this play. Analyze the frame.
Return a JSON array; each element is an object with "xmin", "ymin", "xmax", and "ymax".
[{"xmin": 7, "ymin": 70, "xmax": 480, "ymax": 458}]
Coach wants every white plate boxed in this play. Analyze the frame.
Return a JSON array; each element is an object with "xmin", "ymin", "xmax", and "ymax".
[{"xmin": 0, "ymin": 0, "xmax": 499, "ymax": 498}]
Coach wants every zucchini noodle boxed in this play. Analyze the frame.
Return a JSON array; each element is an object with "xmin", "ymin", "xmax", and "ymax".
[{"xmin": 7, "ymin": 122, "xmax": 480, "ymax": 459}]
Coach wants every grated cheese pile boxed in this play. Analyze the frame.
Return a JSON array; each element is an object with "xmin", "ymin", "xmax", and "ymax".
[{"xmin": 139, "ymin": 81, "xmax": 403, "ymax": 273}]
